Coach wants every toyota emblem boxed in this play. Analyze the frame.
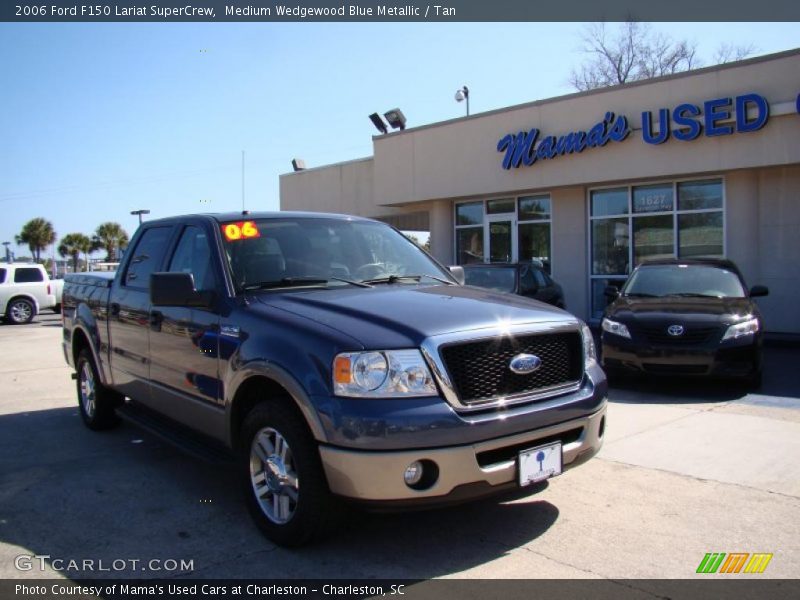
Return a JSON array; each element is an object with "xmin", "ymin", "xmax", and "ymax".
[{"xmin": 667, "ymin": 324, "xmax": 685, "ymax": 336}]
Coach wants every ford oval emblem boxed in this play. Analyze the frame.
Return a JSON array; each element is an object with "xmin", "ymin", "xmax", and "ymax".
[
  {"xmin": 509, "ymin": 353, "xmax": 542, "ymax": 375},
  {"xmin": 667, "ymin": 324, "xmax": 685, "ymax": 336}
]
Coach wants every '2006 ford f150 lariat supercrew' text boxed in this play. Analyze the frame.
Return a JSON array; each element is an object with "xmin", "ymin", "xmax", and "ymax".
[{"xmin": 62, "ymin": 212, "xmax": 607, "ymax": 546}]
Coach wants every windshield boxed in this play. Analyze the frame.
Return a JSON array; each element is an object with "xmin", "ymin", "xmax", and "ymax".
[
  {"xmin": 463, "ymin": 266, "xmax": 516, "ymax": 293},
  {"xmin": 222, "ymin": 218, "xmax": 452, "ymax": 290},
  {"xmin": 623, "ymin": 265, "xmax": 746, "ymax": 298}
]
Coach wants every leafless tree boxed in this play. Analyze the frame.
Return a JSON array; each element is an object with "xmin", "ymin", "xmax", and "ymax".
[
  {"xmin": 569, "ymin": 22, "xmax": 704, "ymax": 91},
  {"xmin": 714, "ymin": 42, "xmax": 757, "ymax": 64}
]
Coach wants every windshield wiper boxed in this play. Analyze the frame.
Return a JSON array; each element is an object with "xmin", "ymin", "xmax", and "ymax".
[
  {"xmin": 362, "ymin": 274, "xmax": 455, "ymax": 286},
  {"xmin": 624, "ymin": 292, "xmax": 659, "ymax": 298},
  {"xmin": 244, "ymin": 276, "xmax": 372, "ymax": 291}
]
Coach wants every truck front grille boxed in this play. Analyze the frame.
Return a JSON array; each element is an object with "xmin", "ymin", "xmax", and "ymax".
[{"xmin": 439, "ymin": 331, "xmax": 583, "ymax": 405}]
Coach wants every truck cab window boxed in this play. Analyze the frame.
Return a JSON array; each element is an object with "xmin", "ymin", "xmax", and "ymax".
[
  {"xmin": 168, "ymin": 226, "xmax": 216, "ymax": 292},
  {"xmin": 124, "ymin": 226, "xmax": 173, "ymax": 289}
]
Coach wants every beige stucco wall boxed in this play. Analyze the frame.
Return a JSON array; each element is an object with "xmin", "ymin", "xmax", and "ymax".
[{"xmin": 371, "ymin": 50, "xmax": 800, "ymax": 207}]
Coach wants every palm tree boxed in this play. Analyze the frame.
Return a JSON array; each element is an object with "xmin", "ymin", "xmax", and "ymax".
[
  {"xmin": 58, "ymin": 233, "xmax": 92, "ymax": 272},
  {"xmin": 92, "ymin": 222, "xmax": 129, "ymax": 261},
  {"xmin": 15, "ymin": 218, "xmax": 56, "ymax": 263}
]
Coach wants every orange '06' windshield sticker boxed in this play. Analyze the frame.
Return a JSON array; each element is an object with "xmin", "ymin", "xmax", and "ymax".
[{"xmin": 222, "ymin": 221, "xmax": 261, "ymax": 241}]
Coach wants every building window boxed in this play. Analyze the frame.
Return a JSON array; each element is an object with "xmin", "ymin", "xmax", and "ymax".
[
  {"xmin": 454, "ymin": 195, "xmax": 552, "ymax": 271},
  {"xmin": 518, "ymin": 195, "xmax": 551, "ymax": 272},
  {"xmin": 589, "ymin": 178, "xmax": 724, "ymax": 319},
  {"xmin": 455, "ymin": 201, "xmax": 484, "ymax": 264}
]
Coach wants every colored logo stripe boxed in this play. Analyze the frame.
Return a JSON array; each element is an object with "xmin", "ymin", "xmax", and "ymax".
[
  {"xmin": 720, "ymin": 553, "xmax": 749, "ymax": 573},
  {"xmin": 744, "ymin": 553, "xmax": 773, "ymax": 574},
  {"xmin": 697, "ymin": 553, "xmax": 726, "ymax": 573}
]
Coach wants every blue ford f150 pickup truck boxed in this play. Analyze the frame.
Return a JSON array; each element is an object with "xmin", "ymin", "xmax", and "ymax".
[{"xmin": 62, "ymin": 212, "xmax": 607, "ymax": 546}]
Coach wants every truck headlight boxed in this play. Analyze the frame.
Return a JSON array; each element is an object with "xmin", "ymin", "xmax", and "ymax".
[
  {"xmin": 581, "ymin": 323, "xmax": 598, "ymax": 368},
  {"xmin": 601, "ymin": 317, "xmax": 631, "ymax": 339},
  {"xmin": 721, "ymin": 317, "xmax": 759, "ymax": 341},
  {"xmin": 333, "ymin": 350, "xmax": 438, "ymax": 397}
]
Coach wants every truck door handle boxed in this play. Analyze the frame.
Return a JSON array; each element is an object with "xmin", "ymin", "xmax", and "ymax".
[{"xmin": 110, "ymin": 303, "xmax": 121, "ymax": 316}]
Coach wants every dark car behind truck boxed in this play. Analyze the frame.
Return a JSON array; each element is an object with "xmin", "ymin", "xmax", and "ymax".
[{"xmin": 62, "ymin": 212, "xmax": 607, "ymax": 546}]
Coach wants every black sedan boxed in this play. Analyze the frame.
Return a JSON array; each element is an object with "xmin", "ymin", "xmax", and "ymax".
[
  {"xmin": 462, "ymin": 262, "xmax": 565, "ymax": 308},
  {"xmin": 600, "ymin": 258, "xmax": 768, "ymax": 386}
]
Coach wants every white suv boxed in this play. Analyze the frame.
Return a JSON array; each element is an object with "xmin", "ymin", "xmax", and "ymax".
[{"xmin": 0, "ymin": 264, "xmax": 56, "ymax": 324}]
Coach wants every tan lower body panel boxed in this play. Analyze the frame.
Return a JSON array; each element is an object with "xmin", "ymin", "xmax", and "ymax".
[{"xmin": 319, "ymin": 406, "xmax": 606, "ymax": 501}]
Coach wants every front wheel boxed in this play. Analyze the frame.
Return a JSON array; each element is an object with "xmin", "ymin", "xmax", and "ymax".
[
  {"xmin": 7, "ymin": 298, "xmax": 35, "ymax": 324},
  {"xmin": 76, "ymin": 349, "xmax": 122, "ymax": 430},
  {"xmin": 240, "ymin": 402, "xmax": 339, "ymax": 546}
]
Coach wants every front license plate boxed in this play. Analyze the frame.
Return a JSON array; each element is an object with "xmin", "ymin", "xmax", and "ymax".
[{"xmin": 518, "ymin": 442, "xmax": 562, "ymax": 487}]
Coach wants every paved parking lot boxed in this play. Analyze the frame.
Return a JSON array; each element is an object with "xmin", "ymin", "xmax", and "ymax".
[{"xmin": 1, "ymin": 313, "xmax": 798, "ymax": 579}]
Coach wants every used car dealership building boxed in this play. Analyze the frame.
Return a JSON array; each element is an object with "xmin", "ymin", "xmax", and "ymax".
[{"xmin": 280, "ymin": 48, "xmax": 800, "ymax": 335}]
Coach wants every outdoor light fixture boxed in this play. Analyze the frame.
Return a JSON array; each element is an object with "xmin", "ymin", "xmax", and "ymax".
[
  {"xmin": 292, "ymin": 158, "xmax": 306, "ymax": 172},
  {"xmin": 455, "ymin": 85, "xmax": 470, "ymax": 116},
  {"xmin": 383, "ymin": 108, "xmax": 407, "ymax": 131},
  {"xmin": 369, "ymin": 112, "xmax": 389, "ymax": 134},
  {"xmin": 130, "ymin": 209, "xmax": 150, "ymax": 225}
]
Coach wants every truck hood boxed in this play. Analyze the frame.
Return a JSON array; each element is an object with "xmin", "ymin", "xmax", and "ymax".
[{"xmin": 252, "ymin": 284, "xmax": 575, "ymax": 349}]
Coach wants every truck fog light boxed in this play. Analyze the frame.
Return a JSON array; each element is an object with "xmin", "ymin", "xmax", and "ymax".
[{"xmin": 404, "ymin": 461, "xmax": 424, "ymax": 486}]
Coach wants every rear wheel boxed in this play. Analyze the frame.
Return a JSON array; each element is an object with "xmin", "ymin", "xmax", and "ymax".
[
  {"xmin": 76, "ymin": 349, "xmax": 122, "ymax": 430},
  {"xmin": 7, "ymin": 298, "xmax": 35, "ymax": 324},
  {"xmin": 240, "ymin": 401, "xmax": 339, "ymax": 546}
]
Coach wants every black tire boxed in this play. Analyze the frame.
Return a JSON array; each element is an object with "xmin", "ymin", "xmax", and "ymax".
[
  {"xmin": 6, "ymin": 297, "xmax": 35, "ymax": 324},
  {"xmin": 76, "ymin": 349, "xmax": 122, "ymax": 430},
  {"xmin": 240, "ymin": 401, "xmax": 339, "ymax": 547},
  {"xmin": 746, "ymin": 369, "xmax": 763, "ymax": 391},
  {"xmin": 53, "ymin": 303, "xmax": 62, "ymax": 314}
]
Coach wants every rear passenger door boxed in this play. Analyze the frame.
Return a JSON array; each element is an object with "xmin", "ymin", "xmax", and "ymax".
[
  {"xmin": 147, "ymin": 223, "xmax": 225, "ymax": 439},
  {"xmin": 11, "ymin": 266, "xmax": 49, "ymax": 309},
  {"xmin": 108, "ymin": 225, "xmax": 174, "ymax": 400}
]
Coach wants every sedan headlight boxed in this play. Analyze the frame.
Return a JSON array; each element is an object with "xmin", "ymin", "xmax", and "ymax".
[
  {"xmin": 581, "ymin": 323, "xmax": 598, "ymax": 368},
  {"xmin": 333, "ymin": 350, "xmax": 437, "ymax": 397},
  {"xmin": 721, "ymin": 317, "xmax": 759, "ymax": 341},
  {"xmin": 601, "ymin": 317, "xmax": 631, "ymax": 339}
]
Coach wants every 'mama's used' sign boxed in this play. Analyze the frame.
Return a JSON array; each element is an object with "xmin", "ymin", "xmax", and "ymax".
[{"xmin": 497, "ymin": 92, "xmax": 779, "ymax": 170}]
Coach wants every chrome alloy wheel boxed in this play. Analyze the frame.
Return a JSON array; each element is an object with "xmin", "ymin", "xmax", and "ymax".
[
  {"xmin": 79, "ymin": 361, "xmax": 96, "ymax": 418},
  {"xmin": 250, "ymin": 427, "xmax": 299, "ymax": 524},
  {"xmin": 9, "ymin": 300, "xmax": 33, "ymax": 323}
]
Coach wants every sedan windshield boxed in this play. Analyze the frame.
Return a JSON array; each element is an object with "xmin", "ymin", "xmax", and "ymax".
[
  {"xmin": 623, "ymin": 265, "xmax": 746, "ymax": 298},
  {"xmin": 222, "ymin": 218, "xmax": 452, "ymax": 290},
  {"xmin": 463, "ymin": 266, "xmax": 516, "ymax": 293}
]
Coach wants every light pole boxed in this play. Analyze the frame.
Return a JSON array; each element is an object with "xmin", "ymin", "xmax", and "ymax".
[
  {"xmin": 455, "ymin": 85, "xmax": 470, "ymax": 116},
  {"xmin": 131, "ymin": 209, "xmax": 150, "ymax": 225},
  {"xmin": 2, "ymin": 241, "xmax": 10, "ymax": 263}
]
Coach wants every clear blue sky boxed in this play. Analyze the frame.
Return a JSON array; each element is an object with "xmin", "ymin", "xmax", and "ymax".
[{"xmin": 1, "ymin": 22, "xmax": 798, "ymax": 258}]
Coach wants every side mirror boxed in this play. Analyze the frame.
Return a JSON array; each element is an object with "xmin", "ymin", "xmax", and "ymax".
[
  {"xmin": 448, "ymin": 266, "xmax": 465, "ymax": 285},
  {"xmin": 749, "ymin": 285, "xmax": 769, "ymax": 298},
  {"xmin": 151, "ymin": 272, "xmax": 214, "ymax": 308},
  {"xmin": 604, "ymin": 285, "xmax": 620, "ymax": 299}
]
